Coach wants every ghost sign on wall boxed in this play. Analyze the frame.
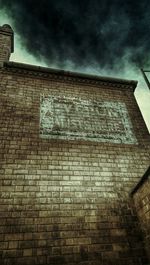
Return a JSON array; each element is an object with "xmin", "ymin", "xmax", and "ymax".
[{"xmin": 40, "ymin": 96, "xmax": 137, "ymax": 144}]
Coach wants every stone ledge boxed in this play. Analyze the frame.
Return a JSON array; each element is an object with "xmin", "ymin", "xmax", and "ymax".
[{"xmin": 3, "ymin": 61, "xmax": 137, "ymax": 91}]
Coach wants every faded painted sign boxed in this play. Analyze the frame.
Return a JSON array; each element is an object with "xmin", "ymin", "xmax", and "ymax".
[{"xmin": 40, "ymin": 96, "xmax": 137, "ymax": 144}]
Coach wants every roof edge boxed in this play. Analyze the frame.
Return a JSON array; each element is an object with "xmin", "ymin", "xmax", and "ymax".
[
  {"xmin": 130, "ymin": 166, "xmax": 150, "ymax": 195},
  {"xmin": 3, "ymin": 61, "xmax": 138, "ymax": 90}
]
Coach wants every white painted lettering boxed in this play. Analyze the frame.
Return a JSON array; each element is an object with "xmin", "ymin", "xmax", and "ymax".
[{"xmin": 40, "ymin": 96, "xmax": 137, "ymax": 144}]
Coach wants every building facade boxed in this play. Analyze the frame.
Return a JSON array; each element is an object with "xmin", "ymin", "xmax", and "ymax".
[{"xmin": 0, "ymin": 24, "xmax": 150, "ymax": 265}]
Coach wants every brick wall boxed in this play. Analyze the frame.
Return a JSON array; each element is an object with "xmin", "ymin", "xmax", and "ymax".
[
  {"xmin": 0, "ymin": 60, "xmax": 150, "ymax": 264},
  {"xmin": 132, "ymin": 167, "xmax": 150, "ymax": 261}
]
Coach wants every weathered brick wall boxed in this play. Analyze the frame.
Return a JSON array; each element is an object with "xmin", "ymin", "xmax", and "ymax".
[
  {"xmin": 0, "ymin": 62, "xmax": 150, "ymax": 265},
  {"xmin": 132, "ymin": 168, "xmax": 150, "ymax": 261}
]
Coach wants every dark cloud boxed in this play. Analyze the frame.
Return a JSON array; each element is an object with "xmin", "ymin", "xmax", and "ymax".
[{"xmin": 1, "ymin": 0, "xmax": 150, "ymax": 70}]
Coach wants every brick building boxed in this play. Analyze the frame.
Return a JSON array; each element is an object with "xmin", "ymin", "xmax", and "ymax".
[{"xmin": 0, "ymin": 24, "xmax": 150, "ymax": 265}]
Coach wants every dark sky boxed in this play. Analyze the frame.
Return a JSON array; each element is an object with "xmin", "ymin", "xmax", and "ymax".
[{"xmin": 1, "ymin": 0, "xmax": 150, "ymax": 71}]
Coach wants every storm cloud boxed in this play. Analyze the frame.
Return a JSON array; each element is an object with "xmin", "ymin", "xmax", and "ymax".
[{"xmin": 1, "ymin": 0, "xmax": 150, "ymax": 71}]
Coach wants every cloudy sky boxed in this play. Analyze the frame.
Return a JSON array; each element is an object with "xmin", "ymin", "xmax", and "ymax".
[{"xmin": 0, "ymin": 0, "xmax": 150, "ymax": 131}]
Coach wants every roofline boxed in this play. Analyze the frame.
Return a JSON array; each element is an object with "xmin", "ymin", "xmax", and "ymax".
[
  {"xmin": 130, "ymin": 166, "xmax": 150, "ymax": 195},
  {"xmin": 3, "ymin": 61, "xmax": 138, "ymax": 91}
]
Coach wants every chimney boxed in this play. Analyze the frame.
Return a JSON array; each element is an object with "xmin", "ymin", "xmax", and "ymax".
[{"xmin": 0, "ymin": 24, "xmax": 14, "ymax": 65}]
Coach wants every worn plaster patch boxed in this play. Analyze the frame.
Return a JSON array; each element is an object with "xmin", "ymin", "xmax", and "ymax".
[{"xmin": 40, "ymin": 95, "xmax": 137, "ymax": 144}]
